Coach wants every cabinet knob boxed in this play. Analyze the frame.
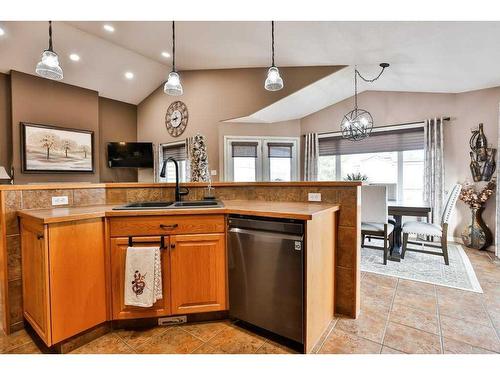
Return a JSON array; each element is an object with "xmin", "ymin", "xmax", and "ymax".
[
  {"xmin": 170, "ymin": 243, "xmax": 176, "ymax": 249},
  {"xmin": 37, "ymin": 234, "xmax": 44, "ymax": 240}
]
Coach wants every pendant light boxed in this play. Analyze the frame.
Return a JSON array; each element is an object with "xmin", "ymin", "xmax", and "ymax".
[
  {"xmin": 164, "ymin": 21, "xmax": 183, "ymax": 96},
  {"xmin": 341, "ymin": 63, "xmax": 389, "ymax": 141},
  {"xmin": 264, "ymin": 21, "xmax": 284, "ymax": 91},
  {"xmin": 35, "ymin": 21, "xmax": 63, "ymax": 81}
]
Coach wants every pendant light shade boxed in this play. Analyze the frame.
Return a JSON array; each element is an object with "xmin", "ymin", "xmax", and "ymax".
[
  {"xmin": 264, "ymin": 21, "xmax": 283, "ymax": 91},
  {"xmin": 164, "ymin": 71, "xmax": 183, "ymax": 96},
  {"xmin": 36, "ymin": 21, "xmax": 63, "ymax": 81},
  {"xmin": 164, "ymin": 21, "xmax": 183, "ymax": 96},
  {"xmin": 265, "ymin": 66, "xmax": 283, "ymax": 91}
]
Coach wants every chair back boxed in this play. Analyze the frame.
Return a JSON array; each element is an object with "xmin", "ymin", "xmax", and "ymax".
[
  {"xmin": 361, "ymin": 185, "xmax": 388, "ymax": 223},
  {"xmin": 369, "ymin": 183, "xmax": 397, "ymax": 201},
  {"xmin": 440, "ymin": 183, "xmax": 462, "ymax": 225}
]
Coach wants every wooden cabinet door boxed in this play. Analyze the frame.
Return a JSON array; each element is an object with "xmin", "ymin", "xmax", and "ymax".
[
  {"xmin": 170, "ymin": 233, "xmax": 227, "ymax": 314},
  {"xmin": 21, "ymin": 219, "xmax": 51, "ymax": 346},
  {"xmin": 48, "ymin": 219, "xmax": 107, "ymax": 344},
  {"xmin": 110, "ymin": 236, "xmax": 171, "ymax": 319}
]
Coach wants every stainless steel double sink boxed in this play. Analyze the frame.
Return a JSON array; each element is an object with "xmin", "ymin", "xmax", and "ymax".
[{"xmin": 112, "ymin": 200, "xmax": 224, "ymax": 210}]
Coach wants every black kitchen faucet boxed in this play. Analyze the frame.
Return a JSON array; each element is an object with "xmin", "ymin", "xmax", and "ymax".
[{"xmin": 159, "ymin": 157, "xmax": 189, "ymax": 201}]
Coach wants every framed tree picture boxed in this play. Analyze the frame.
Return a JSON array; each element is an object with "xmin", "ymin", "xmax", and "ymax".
[{"xmin": 21, "ymin": 122, "xmax": 95, "ymax": 173}]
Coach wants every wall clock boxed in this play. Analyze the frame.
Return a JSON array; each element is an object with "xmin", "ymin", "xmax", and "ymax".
[{"xmin": 165, "ymin": 101, "xmax": 188, "ymax": 137}]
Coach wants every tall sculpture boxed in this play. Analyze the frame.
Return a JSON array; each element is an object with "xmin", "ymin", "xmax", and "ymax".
[{"xmin": 469, "ymin": 123, "xmax": 496, "ymax": 182}]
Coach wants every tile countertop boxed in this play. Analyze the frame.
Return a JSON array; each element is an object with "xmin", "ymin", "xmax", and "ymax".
[{"xmin": 17, "ymin": 200, "xmax": 340, "ymax": 224}]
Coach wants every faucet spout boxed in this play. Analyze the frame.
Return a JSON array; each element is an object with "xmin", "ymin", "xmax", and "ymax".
[{"xmin": 160, "ymin": 157, "xmax": 185, "ymax": 201}]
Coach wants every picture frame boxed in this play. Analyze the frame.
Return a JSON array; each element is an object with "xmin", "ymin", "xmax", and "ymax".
[{"xmin": 21, "ymin": 122, "xmax": 95, "ymax": 173}]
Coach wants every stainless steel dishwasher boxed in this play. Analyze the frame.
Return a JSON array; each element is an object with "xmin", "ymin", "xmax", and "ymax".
[{"xmin": 228, "ymin": 215, "xmax": 304, "ymax": 344}]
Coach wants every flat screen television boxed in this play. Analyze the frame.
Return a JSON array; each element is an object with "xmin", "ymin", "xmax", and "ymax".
[{"xmin": 107, "ymin": 142, "xmax": 154, "ymax": 168}]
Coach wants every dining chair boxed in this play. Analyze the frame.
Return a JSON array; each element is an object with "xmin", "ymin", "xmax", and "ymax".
[
  {"xmin": 401, "ymin": 183, "xmax": 462, "ymax": 265},
  {"xmin": 361, "ymin": 185, "xmax": 394, "ymax": 265}
]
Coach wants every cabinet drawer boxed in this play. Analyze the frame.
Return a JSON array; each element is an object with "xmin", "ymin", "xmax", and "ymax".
[{"xmin": 109, "ymin": 215, "xmax": 225, "ymax": 237}]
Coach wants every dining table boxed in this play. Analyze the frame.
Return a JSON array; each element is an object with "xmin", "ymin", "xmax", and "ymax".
[{"xmin": 387, "ymin": 200, "xmax": 432, "ymax": 262}]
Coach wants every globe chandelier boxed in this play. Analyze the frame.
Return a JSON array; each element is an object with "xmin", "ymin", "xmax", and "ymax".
[{"xmin": 341, "ymin": 63, "xmax": 389, "ymax": 141}]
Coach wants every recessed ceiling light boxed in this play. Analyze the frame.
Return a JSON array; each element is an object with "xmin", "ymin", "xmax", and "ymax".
[
  {"xmin": 103, "ymin": 24, "xmax": 115, "ymax": 33},
  {"xmin": 0, "ymin": 27, "xmax": 5, "ymax": 36},
  {"xmin": 69, "ymin": 53, "xmax": 80, "ymax": 62},
  {"xmin": 161, "ymin": 51, "xmax": 170, "ymax": 58},
  {"xmin": 124, "ymin": 72, "xmax": 134, "ymax": 80}
]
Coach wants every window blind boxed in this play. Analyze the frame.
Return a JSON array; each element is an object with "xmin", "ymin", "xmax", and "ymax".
[
  {"xmin": 267, "ymin": 143, "xmax": 293, "ymax": 158},
  {"xmin": 162, "ymin": 143, "xmax": 186, "ymax": 161},
  {"xmin": 232, "ymin": 142, "xmax": 258, "ymax": 158},
  {"xmin": 318, "ymin": 128, "xmax": 424, "ymax": 156}
]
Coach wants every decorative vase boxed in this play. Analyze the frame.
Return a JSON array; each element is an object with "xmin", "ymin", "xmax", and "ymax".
[{"xmin": 461, "ymin": 207, "xmax": 492, "ymax": 250}]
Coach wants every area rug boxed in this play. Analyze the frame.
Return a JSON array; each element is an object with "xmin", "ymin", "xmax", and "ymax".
[{"xmin": 361, "ymin": 240, "xmax": 483, "ymax": 293}]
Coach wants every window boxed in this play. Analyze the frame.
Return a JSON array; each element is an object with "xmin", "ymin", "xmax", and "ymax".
[
  {"xmin": 318, "ymin": 155, "xmax": 336, "ymax": 181},
  {"xmin": 402, "ymin": 149, "xmax": 425, "ymax": 203},
  {"xmin": 231, "ymin": 142, "xmax": 259, "ymax": 182},
  {"xmin": 341, "ymin": 152, "xmax": 398, "ymax": 183},
  {"xmin": 317, "ymin": 127, "xmax": 425, "ymax": 202},
  {"xmin": 224, "ymin": 137, "xmax": 299, "ymax": 182},
  {"xmin": 268, "ymin": 143, "xmax": 293, "ymax": 181},
  {"xmin": 159, "ymin": 142, "xmax": 188, "ymax": 183}
]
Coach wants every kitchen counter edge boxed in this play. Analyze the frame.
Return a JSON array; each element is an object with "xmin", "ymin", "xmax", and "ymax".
[{"xmin": 17, "ymin": 200, "xmax": 340, "ymax": 224}]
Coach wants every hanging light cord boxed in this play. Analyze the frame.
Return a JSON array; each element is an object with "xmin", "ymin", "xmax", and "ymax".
[
  {"xmin": 353, "ymin": 63, "xmax": 389, "ymax": 110},
  {"xmin": 172, "ymin": 21, "xmax": 176, "ymax": 72},
  {"xmin": 355, "ymin": 63, "xmax": 388, "ymax": 83},
  {"xmin": 271, "ymin": 21, "xmax": 275, "ymax": 67},
  {"xmin": 48, "ymin": 21, "xmax": 53, "ymax": 51},
  {"xmin": 354, "ymin": 66, "xmax": 358, "ymax": 110}
]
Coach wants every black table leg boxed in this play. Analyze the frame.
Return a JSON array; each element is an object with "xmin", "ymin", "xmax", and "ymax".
[{"xmin": 389, "ymin": 214, "xmax": 402, "ymax": 262}]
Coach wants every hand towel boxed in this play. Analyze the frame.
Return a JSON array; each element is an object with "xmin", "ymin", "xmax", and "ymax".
[{"xmin": 124, "ymin": 247, "xmax": 163, "ymax": 308}]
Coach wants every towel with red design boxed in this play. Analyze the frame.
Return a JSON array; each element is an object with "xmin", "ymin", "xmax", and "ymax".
[{"xmin": 124, "ymin": 247, "xmax": 163, "ymax": 307}]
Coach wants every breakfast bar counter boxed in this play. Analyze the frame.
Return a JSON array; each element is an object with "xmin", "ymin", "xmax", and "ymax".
[{"xmin": 17, "ymin": 200, "xmax": 340, "ymax": 223}]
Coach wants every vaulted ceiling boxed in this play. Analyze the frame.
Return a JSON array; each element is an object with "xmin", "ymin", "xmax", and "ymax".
[{"xmin": 1, "ymin": 21, "xmax": 499, "ymax": 119}]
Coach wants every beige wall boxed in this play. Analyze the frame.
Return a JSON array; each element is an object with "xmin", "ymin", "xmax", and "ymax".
[
  {"xmin": 301, "ymin": 89, "xmax": 500, "ymax": 242},
  {"xmin": 137, "ymin": 67, "xmax": 340, "ymax": 182},
  {"xmin": 0, "ymin": 73, "xmax": 11, "ymax": 172},
  {"xmin": 2, "ymin": 71, "xmax": 138, "ymax": 184},
  {"xmin": 98, "ymin": 97, "xmax": 138, "ymax": 182},
  {"xmin": 10, "ymin": 71, "xmax": 101, "ymax": 184},
  {"xmin": 301, "ymin": 91, "xmax": 455, "ymax": 134}
]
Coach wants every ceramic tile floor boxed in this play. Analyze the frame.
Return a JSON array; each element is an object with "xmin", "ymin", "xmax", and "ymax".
[{"xmin": 1, "ymin": 246, "xmax": 499, "ymax": 355}]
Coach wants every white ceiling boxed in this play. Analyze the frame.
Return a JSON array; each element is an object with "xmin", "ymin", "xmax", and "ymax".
[{"xmin": 0, "ymin": 21, "xmax": 500, "ymax": 111}]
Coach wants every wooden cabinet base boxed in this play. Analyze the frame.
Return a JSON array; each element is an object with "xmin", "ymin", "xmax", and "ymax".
[
  {"xmin": 170, "ymin": 233, "xmax": 227, "ymax": 314},
  {"xmin": 110, "ymin": 236, "xmax": 172, "ymax": 320},
  {"xmin": 21, "ymin": 218, "xmax": 107, "ymax": 346},
  {"xmin": 21, "ymin": 220, "xmax": 51, "ymax": 345}
]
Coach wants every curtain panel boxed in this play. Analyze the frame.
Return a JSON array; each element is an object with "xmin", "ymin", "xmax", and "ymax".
[
  {"xmin": 304, "ymin": 133, "xmax": 319, "ymax": 181},
  {"xmin": 424, "ymin": 117, "xmax": 445, "ymax": 224}
]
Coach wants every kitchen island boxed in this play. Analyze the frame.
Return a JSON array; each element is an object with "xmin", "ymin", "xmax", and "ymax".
[
  {"xmin": 0, "ymin": 181, "xmax": 361, "ymax": 353},
  {"xmin": 16, "ymin": 199, "xmax": 339, "ymax": 353}
]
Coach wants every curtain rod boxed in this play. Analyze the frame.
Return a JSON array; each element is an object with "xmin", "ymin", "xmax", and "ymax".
[{"xmin": 312, "ymin": 117, "xmax": 451, "ymax": 138}]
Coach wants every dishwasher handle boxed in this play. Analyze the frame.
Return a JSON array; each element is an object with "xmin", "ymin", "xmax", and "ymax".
[{"xmin": 228, "ymin": 227, "xmax": 303, "ymax": 242}]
